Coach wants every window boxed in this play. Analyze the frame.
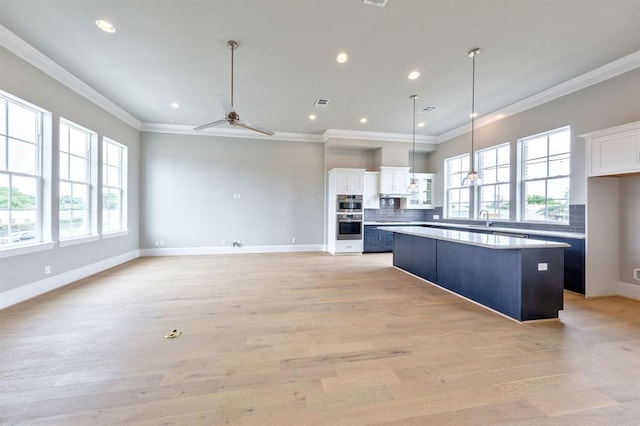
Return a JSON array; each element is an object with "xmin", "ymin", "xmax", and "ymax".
[
  {"xmin": 102, "ymin": 138, "xmax": 127, "ymax": 234},
  {"xmin": 59, "ymin": 119, "xmax": 96, "ymax": 239},
  {"xmin": 0, "ymin": 93, "xmax": 43, "ymax": 247},
  {"xmin": 476, "ymin": 143, "xmax": 510, "ymax": 221},
  {"xmin": 444, "ymin": 154, "xmax": 470, "ymax": 219},
  {"xmin": 520, "ymin": 127, "xmax": 570, "ymax": 222}
]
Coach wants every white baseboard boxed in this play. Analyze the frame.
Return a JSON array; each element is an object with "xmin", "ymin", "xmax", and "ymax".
[
  {"xmin": 618, "ymin": 281, "xmax": 640, "ymax": 301},
  {"xmin": 140, "ymin": 244, "xmax": 324, "ymax": 256},
  {"xmin": 0, "ymin": 250, "xmax": 140, "ymax": 310}
]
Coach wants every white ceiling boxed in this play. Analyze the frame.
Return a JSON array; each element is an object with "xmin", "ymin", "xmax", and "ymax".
[{"xmin": 2, "ymin": 0, "xmax": 640, "ymax": 139}]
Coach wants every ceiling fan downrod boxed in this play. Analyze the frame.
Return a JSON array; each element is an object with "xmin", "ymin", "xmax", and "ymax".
[{"xmin": 227, "ymin": 40, "xmax": 238, "ymax": 108}]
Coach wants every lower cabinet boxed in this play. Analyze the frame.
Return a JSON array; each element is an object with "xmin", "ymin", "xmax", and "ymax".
[
  {"xmin": 364, "ymin": 226, "xmax": 394, "ymax": 253},
  {"xmin": 535, "ymin": 236, "xmax": 585, "ymax": 294}
]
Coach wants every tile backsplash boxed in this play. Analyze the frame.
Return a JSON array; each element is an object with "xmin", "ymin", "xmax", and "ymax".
[{"xmin": 365, "ymin": 203, "xmax": 585, "ymax": 233}]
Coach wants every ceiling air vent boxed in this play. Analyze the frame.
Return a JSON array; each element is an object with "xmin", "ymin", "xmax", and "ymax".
[
  {"xmin": 362, "ymin": 0, "xmax": 388, "ymax": 6},
  {"xmin": 419, "ymin": 106, "xmax": 438, "ymax": 113},
  {"xmin": 314, "ymin": 98, "xmax": 330, "ymax": 107}
]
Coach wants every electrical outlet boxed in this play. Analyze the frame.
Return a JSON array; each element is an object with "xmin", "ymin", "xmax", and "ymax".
[
  {"xmin": 538, "ymin": 263, "xmax": 548, "ymax": 271},
  {"xmin": 159, "ymin": 240, "xmax": 164, "ymax": 246},
  {"xmin": 433, "ymin": 215, "xmax": 440, "ymax": 220},
  {"xmin": 292, "ymin": 237, "xmax": 296, "ymax": 243},
  {"xmin": 44, "ymin": 265, "xmax": 51, "ymax": 275},
  {"xmin": 154, "ymin": 240, "xmax": 159, "ymax": 246},
  {"xmin": 222, "ymin": 239, "xmax": 226, "ymax": 245}
]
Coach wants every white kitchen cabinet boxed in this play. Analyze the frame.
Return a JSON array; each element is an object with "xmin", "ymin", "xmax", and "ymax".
[
  {"xmin": 404, "ymin": 173, "xmax": 435, "ymax": 209},
  {"xmin": 583, "ymin": 121, "xmax": 640, "ymax": 176},
  {"xmin": 363, "ymin": 171, "xmax": 380, "ymax": 209},
  {"xmin": 379, "ymin": 166, "xmax": 411, "ymax": 195},
  {"xmin": 333, "ymin": 168, "xmax": 365, "ymax": 194}
]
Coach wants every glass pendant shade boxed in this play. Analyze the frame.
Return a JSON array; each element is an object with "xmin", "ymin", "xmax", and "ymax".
[
  {"xmin": 407, "ymin": 95, "xmax": 419, "ymax": 193},
  {"xmin": 408, "ymin": 178, "xmax": 418, "ymax": 193}
]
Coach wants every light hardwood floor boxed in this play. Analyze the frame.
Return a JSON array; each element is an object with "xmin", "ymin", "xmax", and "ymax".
[{"xmin": 2, "ymin": 252, "xmax": 640, "ymax": 425}]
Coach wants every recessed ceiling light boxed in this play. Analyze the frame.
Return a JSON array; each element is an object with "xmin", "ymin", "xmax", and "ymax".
[
  {"xmin": 418, "ymin": 122, "xmax": 425, "ymax": 128},
  {"xmin": 360, "ymin": 117, "xmax": 368, "ymax": 124},
  {"xmin": 470, "ymin": 112, "xmax": 479, "ymax": 118},
  {"xmin": 309, "ymin": 114, "xmax": 316, "ymax": 120},
  {"xmin": 495, "ymin": 114, "xmax": 506, "ymax": 120},
  {"xmin": 170, "ymin": 102, "xmax": 180, "ymax": 109},
  {"xmin": 95, "ymin": 20, "xmax": 116, "ymax": 33},
  {"xmin": 408, "ymin": 71, "xmax": 420, "ymax": 80},
  {"xmin": 336, "ymin": 52, "xmax": 348, "ymax": 63}
]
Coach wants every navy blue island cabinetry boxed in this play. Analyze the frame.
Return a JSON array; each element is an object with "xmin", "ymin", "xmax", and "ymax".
[{"xmin": 381, "ymin": 226, "xmax": 569, "ymax": 322}]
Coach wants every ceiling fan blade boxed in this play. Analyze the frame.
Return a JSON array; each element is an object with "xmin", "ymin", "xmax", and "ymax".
[
  {"xmin": 194, "ymin": 118, "xmax": 227, "ymax": 131},
  {"xmin": 218, "ymin": 95, "xmax": 233, "ymax": 114},
  {"xmin": 235, "ymin": 121, "xmax": 275, "ymax": 136}
]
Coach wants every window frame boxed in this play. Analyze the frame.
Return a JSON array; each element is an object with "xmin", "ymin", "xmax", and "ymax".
[
  {"xmin": 518, "ymin": 126, "xmax": 571, "ymax": 224},
  {"xmin": 101, "ymin": 137, "xmax": 128, "ymax": 236},
  {"xmin": 444, "ymin": 153, "xmax": 471, "ymax": 219},
  {"xmin": 58, "ymin": 118, "xmax": 98, "ymax": 242},
  {"xmin": 0, "ymin": 91, "xmax": 48, "ymax": 253},
  {"xmin": 475, "ymin": 142, "xmax": 511, "ymax": 222}
]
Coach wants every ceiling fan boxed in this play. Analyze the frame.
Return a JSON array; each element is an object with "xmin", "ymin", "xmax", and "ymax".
[{"xmin": 194, "ymin": 40, "xmax": 274, "ymax": 136}]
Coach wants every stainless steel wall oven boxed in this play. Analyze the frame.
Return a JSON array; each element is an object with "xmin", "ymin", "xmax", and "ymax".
[
  {"xmin": 336, "ymin": 214, "xmax": 363, "ymax": 240},
  {"xmin": 336, "ymin": 194, "xmax": 363, "ymax": 213}
]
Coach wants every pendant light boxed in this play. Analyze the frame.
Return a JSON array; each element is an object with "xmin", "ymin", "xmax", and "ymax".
[
  {"xmin": 407, "ymin": 94, "xmax": 419, "ymax": 193},
  {"xmin": 463, "ymin": 47, "xmax": 481, "ymax": 186}
]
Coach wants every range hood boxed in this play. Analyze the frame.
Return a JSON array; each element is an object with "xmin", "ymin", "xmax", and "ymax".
[{"xmin": 379, "ymin": 192, "xmax": 411, "ymax": 198}]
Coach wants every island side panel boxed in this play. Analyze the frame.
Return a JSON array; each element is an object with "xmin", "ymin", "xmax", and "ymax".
[
  {"xmin": 520, "ymin": 248, "xmax": 565, "ymax": 321},
  {"xmin": 435, "ymin": 240, "xmax": 523, "ymax": 321},
  {"xmin": 392, "ymin": 232, "xmax": 437, "ymax": 283}
]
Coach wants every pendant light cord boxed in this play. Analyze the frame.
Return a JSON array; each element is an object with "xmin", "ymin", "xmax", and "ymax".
[{"xmin": 470, "ymin": 50, "xmax": 476, "ymax": 171}]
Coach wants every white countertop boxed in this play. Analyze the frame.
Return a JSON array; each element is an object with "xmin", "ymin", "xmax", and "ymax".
[
  {"xmin": 377, "ymin": 226, "xmax": 571, "ymax": 250},
  {"xmin": 365, "ymin": 221, "xmax": 585, "ymax": 239}
]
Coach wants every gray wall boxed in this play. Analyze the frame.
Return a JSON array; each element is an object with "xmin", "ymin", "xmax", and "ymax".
[
  {"xmin": 428, "ymin": 67, "xmax": 640, "ymax": 208},
  {"xmin": 0, "ymin": 47, "xmax": 140, "ymax": 293},
  {"xmin": 620, "ymin": 175, "xmax": 640, "ymax": 284},
  {"xmin": 139, "ymin": 132, "xmax": 324, "ymax": 248}
]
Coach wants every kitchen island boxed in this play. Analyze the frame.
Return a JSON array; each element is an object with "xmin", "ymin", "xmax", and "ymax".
[{"xmin": 379, "ymin": 226, "xmax": 569, "ymax": 322}]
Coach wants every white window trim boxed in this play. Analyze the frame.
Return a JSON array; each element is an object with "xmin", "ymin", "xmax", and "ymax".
[
  {"xmin": 444, "ymin": 153, "xmax": 471, "ymax": 219},
  {"xmin": 58, "ymin": 235, "xmax": 100, "ymax": 247},
  {"xmin": 0, "ymin": 90, "xmax": 52, "ymax": 250},
  {"xmin": 0, "ymin": 241, "xmax": 55, "ymax": 259},
  {"xmin": 101, "ymin": 137, "xmax": 128, "ymax": 234},
  {"xmin": 102, "ymin": 230, "xmax": 129, "ymax": 239},
  {"xmin": 474, "ymin": 142, "xmax": 511, "ymax": 222},
  {"xmin": 518, "ymin": 126, "xmax": 571, "ymax": 224},
  {"xmin": 58, "ymin": 118, "xmax": 98, "ymax": 241}
]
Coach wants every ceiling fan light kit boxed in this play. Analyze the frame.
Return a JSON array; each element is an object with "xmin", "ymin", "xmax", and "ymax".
[{"xmin": 194, "ymin": 40, "xmax": 275, "ymax": 136}]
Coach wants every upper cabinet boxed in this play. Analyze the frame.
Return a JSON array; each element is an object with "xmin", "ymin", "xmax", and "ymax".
[
  {"xmin": 379, "ymin": 166, "xmax": 411, "ymax": 195},
  {"xmin": 363, "ymin": 171, "xmax": 380, "ymax": 209},
  {"xmin": 583, "ymin": 121, "xmax": 640, "ymax": 177},
  {"xmin": 404, "ymin": 173, "xmax": 435, "ymax": 209},
  {"xmin": 330, "ymin": 168, "xmax": 365, "ymax": 194}
]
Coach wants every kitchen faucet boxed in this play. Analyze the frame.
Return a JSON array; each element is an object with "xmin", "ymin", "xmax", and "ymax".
[{"xmin": 479, "ymin": 209, "xmax": 491, "ymax": 227}]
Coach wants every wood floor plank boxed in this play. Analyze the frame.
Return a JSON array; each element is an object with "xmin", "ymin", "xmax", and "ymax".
[{"xmin": 1, "ymin": 252, "xmax": 640, "ymax": 424}]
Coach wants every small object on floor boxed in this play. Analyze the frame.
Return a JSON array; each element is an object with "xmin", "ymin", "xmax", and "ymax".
[{"xmin": 164, "ymin": 329, "xmax": 182, "ymax": 339}]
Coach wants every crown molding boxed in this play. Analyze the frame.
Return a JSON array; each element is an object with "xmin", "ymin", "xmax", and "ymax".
[
  {"xmin": 0, "ymin": 25, "xmax": 142, "ymax": 130},
  {"xmin": 141, "ymin": 123, "xmax": 439, "ymax": 145},
  {"xmin": 140, "ymin": 123, "xmax": 324, "ymax": 143},
  {"xmin": 323, "ymin": 128, "xmax": 437, "ymax": 144},
  {"xmin": 437, "ymin": 48, "xmax": 640, "ymax": 144},
  {"xmin": 4, "ymin": 22, "xmax": 639, "ymax": 144}
]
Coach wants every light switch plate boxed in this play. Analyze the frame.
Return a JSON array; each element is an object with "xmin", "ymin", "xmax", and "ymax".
[{"xmin": 538, "ymin": 263, "xmax": 548, "ymax": 271}]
